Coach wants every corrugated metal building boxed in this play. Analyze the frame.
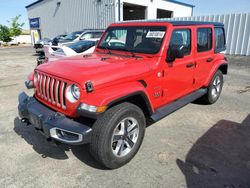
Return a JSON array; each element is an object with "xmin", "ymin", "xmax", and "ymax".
[
  {"xmin": 167, "ymin": 13, "xmax": 250, "ymax": 56},
  {"xmin": 120, "ymin": 13, "xmax": 250, "ymax": 56},
  {"xmin": 26, "ymin": 0, "xmax": 194, "ymax": 40}
]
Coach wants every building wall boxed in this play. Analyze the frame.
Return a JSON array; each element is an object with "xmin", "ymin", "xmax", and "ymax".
[
  {"xmin": 27, "ymin": 0, "xmax": 116, "ymax": 38},
  {"xmin": 116, "ymin": 0, "xmax": 193, "ymax": 21},
  {"xmin": 168, "ymin": 13, "xmax": 250, "ymax": 56},
  {"xmin": 15, "ymin": 35, "xmax": 32, "ymax": 44}
]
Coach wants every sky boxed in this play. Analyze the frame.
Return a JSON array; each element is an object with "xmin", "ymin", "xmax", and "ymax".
[{"xmin": 0, "ymin": 0, "xmax": 250, "ymax": 29}]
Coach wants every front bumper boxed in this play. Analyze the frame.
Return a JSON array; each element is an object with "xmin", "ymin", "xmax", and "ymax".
[{"xmin": 18, "ymin": 92, "xmax": 92, "ymax": 145}]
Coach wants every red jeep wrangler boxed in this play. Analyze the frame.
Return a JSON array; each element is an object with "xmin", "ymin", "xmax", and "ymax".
[{"xmin": 18, "ymin": 21, "xmax": 227, "ymax": 169}]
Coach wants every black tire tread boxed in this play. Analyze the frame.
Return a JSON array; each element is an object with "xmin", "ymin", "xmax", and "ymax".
[{"xmin": 90, "ymin": 102, "xmax": 145, "ymax": 169}]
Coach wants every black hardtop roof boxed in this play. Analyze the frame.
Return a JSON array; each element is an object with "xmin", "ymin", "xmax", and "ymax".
[
  {"xmin": 169, "ymin": 21, "xmax": 224, "ymax": 26},
  {"xmin": 117, "ymin": 20, "xmax": 224, "ymax": 27}
]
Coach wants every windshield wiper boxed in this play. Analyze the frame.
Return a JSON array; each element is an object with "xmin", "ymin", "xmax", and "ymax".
[
  {"xmin": 123, "ymin": 48, "xmax": 136, "ymax": 58},
  {"xmin": 101, "ymin": 45, "xmax": 111, "ymax": 55}
]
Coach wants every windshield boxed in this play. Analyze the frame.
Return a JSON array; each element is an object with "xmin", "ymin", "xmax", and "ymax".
[
  {"xmin": 64, "ymin": 31, "xmax": 83, "ymax": 40},
  {"xmin": 98, "ymin": 26, "xmax": 166, "ymax": 54},
  {"xmin": 55, "ymin": 40, "xmax": 96, "ymax": 54}
]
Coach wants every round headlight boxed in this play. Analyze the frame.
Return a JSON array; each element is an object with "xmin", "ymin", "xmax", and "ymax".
[
  {"xmin": 66, "ymin": 84, "xmax": 80, "ymax": 103},
  {"xmin": 71, "ymin": 84, "xmax": 80, "ymax": 100}
]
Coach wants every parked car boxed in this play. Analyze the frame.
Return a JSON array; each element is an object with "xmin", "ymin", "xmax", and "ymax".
[
  {"xmin": 34, "ymin": 38, "xmax": 51, "ymax": 53},
  {"xmin": 37, "ymin": 39, "xmax": 98, "ymax": 65},
  {"xmin": 0, "ymin": 38, "xmax": 19, "ymax": 46},
  {"xmin": 56, "ymin": 29, "xmax": 104, "ymax": 46},
  {"xmin": 8, "ymin": 37, "xmax": 19, "ymax": 46},
  {"xmin": 34, "ymin": 35, "xmax": 67, "ymax": 53},
  {"xmin": 18, "ymin": 21, "xmax": 227, "ymax": 169},
  {"xmin": 51, "ymin": 34, "xmax": 67, "ymax": 45}
]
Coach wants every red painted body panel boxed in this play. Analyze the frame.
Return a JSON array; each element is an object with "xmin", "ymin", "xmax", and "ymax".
[
  {"xmin": 161, "ymin": 26, "xmax": 196, "ymax": 104},
  {"xmin": 28, "ymin": 22, "xmax": 227, "ymax": 118},
  {"xmin": 204, "ymin": 58, "xmax": 227, "ymax": 87}
]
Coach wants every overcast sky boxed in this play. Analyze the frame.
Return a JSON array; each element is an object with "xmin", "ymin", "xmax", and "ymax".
[{"xmin": 0, "ymin": 0, "xmax": 250, "ymax": 29}]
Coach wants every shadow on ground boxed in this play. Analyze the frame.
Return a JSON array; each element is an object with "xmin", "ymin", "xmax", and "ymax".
[
  {"xmin": 177, "ymin": 114, "xmax": 250, "ymax": 188},
  {"xmin": 13, "ymin": 117, "xmax": 106, "ymax": 170}
]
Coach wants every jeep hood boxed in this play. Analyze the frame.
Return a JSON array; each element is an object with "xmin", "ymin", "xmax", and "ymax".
[{"xmin": 36, "ymin": 54, "xmax": 152, "ymax": 89}]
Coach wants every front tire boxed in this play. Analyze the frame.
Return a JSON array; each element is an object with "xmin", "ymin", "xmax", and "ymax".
[{"xmin": 90, "ymin": 102, "xmax": 146, "ymax": 169}]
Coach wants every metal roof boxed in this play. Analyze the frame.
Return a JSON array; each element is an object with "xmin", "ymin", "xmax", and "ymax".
[
  {"xmin": 26, "ymin": 0, "xmax": 195, "ymax": 9},
  {"xmin": 166, "ymin": 0, "xmax": 195, "ymax": 8},
  {"xmin": 117, "ymin": 20, "xmax": 224, "ymax": 27},
  {"xmin": 25, "ymin": 0, "xmax": 43, "ymax": 8}
]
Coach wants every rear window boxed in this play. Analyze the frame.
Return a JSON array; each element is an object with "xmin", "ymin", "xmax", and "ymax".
[
  {"xmin": 197, "ymin": 28, "xmax": 212, "ymax": 52},
  {"xmin": 215, "ymin": 27, "xmax": 226, "ymax": 53},
  {"xmin": 56, "ymin": 40, "xmax": 96, "ymax": 54},
  {"xmin": 92, "ymin": 32, "xmax": 103, "ymax": 38},
  {"xmin": 67, "ymin": 41, "xmax": 96, "ymax": 53}
]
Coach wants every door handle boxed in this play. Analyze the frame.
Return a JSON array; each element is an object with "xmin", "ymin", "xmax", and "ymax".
[
  {"xmin": 206, "ymin": 58, "xmax": 214, "ymax": 62},
  {"xmin": 186, "ymin": 63, "xmax": 195, "ymax": 68}
]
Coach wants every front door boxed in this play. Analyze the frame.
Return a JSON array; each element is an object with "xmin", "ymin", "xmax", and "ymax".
[{"xmin": 162, "ymin": 27, "xmax": 195, "ymax": 104}]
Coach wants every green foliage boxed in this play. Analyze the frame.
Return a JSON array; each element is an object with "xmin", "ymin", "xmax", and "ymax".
[
  {"xmin": 8, "ymin": 15, "xmax": 24, "ymax": 37},
  {"xmin": 0, "ymin": 25, "xmax": 12, "ymax": 43}
]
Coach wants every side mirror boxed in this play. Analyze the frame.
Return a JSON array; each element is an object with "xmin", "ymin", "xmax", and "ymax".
[{"xmin": 166, "ymin": 45, "xmax": 185, "ymax": 63}]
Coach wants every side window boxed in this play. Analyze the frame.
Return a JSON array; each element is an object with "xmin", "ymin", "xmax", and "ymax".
[
  {"xmin": 92, "ymin": 32, "xmax": 103, "ymax": 38},
  {"xmin": 169, "ymin": 29, "xmax": 191, "ymax": 56},
  {"xmin": 197, "ymin": 28, "xmax": 212, "ymax": 52},
  {"xmin": 80, "ymin": 33, "xmax": 92, "ymax": 40},
  {"xmin": 215, "ymin": 27, "xmax": 226, "ymax": 52}
]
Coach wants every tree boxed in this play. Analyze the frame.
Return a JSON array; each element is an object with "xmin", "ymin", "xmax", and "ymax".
[
  {"xmin": 0, "ymin": 25, "xmax": 12, "ymax": 43},
  {"xmin": 8, "ymin": 15, "xmax": 24, "ymax": 37}
]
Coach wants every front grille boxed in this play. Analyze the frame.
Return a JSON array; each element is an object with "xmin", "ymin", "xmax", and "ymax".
[{"xmin": 36, "ymin": 71, "xmax": 67, "ymax": 109}]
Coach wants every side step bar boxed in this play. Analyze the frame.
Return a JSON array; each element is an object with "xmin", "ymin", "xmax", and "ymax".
[{"xmin": 151, "ymin": 88, "xmax": 207, "ymax": 122}]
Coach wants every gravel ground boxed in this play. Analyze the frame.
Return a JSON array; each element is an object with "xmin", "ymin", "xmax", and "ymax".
[{"xmin": 0, "ymin": 47, "xmax": 249, "ymax": 188}]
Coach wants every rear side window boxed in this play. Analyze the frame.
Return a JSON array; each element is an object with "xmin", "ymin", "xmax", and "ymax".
[
  {"xmin": 215, "ymin": 27, "xmax": 226, "ymax": 52},
  {"xmin": 197, "ymin": 28, "xmax": 212, "ymax": 52},
  {"xmin": 170, "ymin": 29, "xmax": 191, "ymax": 56},
  {"xmin": 80, "ymin": 33, "xmax": 92, "ymax": 40},
  {"xmin": 92, "ymin": 32, "xmax": 103, "ymax": 38}
]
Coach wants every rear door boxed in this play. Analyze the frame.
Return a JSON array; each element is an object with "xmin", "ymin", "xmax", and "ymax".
[
  {"xmin": 194, "ymin": 26, "xmax": 215, "ymax": 88},
  {"xmin": 162, "ymin": 27, "xmax": 195, "ymax": 103}
]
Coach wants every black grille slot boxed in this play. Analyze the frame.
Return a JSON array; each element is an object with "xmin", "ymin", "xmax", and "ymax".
[{"xmin": 35, "ymin": 71, "xmax": 67, "ymax": 110}]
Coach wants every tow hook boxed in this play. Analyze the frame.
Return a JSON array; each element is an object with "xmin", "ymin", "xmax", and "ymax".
[{"xmin": 25, "ymin": 80, "xmax": 34, "ymax": 89}]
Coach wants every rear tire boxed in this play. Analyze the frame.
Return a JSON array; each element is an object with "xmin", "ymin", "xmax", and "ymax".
[
  {"xmin": 90, "ymin": 102, "xmax": 146, "ymax": 169},
  {"xmin": 200, "ymin": 70, "xmax": 223, "ymax": 104}
]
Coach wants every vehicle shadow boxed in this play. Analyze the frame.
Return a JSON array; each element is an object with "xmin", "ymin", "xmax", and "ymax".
[
  {"xmin": 177, "ymin": 114, "xmax": 250, "ymax": 188},
  {"xmin": 13, "ymin": 117, "xmax": 106, "ymax": 169},
  {"xmin": 13, "ymin": 117, "xmax": 69, "ymax": 160}
]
